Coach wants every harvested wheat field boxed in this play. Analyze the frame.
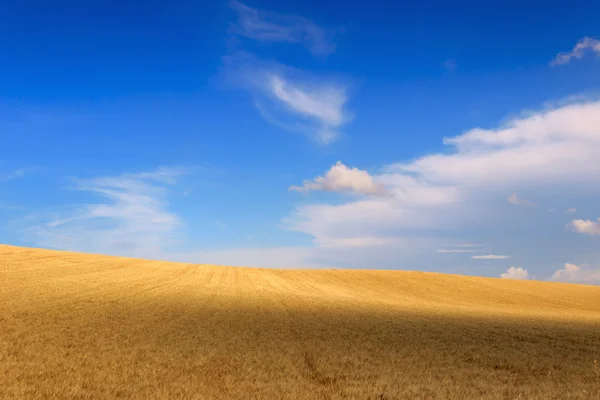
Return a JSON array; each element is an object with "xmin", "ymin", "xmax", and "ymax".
[{"xmin": 1, "ymin": 245, "xmax": 600, "ymax": 400}]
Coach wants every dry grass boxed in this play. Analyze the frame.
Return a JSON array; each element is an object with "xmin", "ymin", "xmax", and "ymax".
[{"xmin": 1, "ymin": 244, "xmax": 600, "ymax": 399}]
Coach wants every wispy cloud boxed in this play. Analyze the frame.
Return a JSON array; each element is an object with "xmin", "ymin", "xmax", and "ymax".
[
  {"xmin": 290, "ymin": 161, "xmax": 389, "ymax": 196},
  {"xmin": 472, "ymin": 254, "xmax": 511, "ymax": 260},
  {"xmin": 551, "ymin": 37, "xmax": 600, "ymax": 66},
  {"xmin": 0, "ymin": 168, "xmax": 32, "ymax": 182},
  {"xmin": 569, "ymin": 218, "xmax": 600, "ymax": 235},
  {"xmin": 21, "ymin": 167, "xmax": 186, "ymax": 257},
  {"xmin": 551, "ymin": 263, "xmax": 600, "ymax": 283},
  {"xmin": 500, "ymin": 266, "xmax": 529, "ymax": 280},
  {"xmin": 565, "ymin": 208, "xmax": 577, "ymax": 214},
  {"xmin": 228, "ymin": 1, "xmax": 338, "ymax": 56},
  {"xmin": 223, "ymin": 1, "xmax": 351, "ymax": 145},
  {"xmin": 455, "ymin": 244, "xmax": 482, "ymax": 247},
  {"xmin": 223, "ymin": 53, "xmax": 352, "ymax": 144},
  {"xmin": 508, "ymin": 193, "xmax": 536, "ymax": 206},
  {"xmin": 442, "ymin": 59, "xmax": 457, "ymax": 72},
  {"xmin": 266, "ymin": 74, "xmax": 350, "ymax": 143}
]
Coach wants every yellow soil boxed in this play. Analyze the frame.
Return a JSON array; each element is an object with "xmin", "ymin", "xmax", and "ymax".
[{"xmin": 1, "ymin": 244, "xmax": 599, "ymax": 399}]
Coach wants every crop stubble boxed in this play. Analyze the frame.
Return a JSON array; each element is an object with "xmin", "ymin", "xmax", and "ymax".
[{"xmin": 1, "ymin": 244, "xmax": 600, "ymax": 399}]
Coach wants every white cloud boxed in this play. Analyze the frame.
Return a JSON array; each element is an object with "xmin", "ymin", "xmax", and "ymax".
[
  {"xmin": 282, "ymin": 196, "xmax": 460, "ymax": 250},
  {"xmin": 16, "ymin": 167, "xmax": 438, "ymax": 270},
  {"xmin": 551, "ymin": 37, "xmax": 600, "ymax": 66},
  {"xmin": 284, "ymin": 99, "xmax": 600, "ymax": 253},
  {"xmin": 268, "ymin": 74, "xmax": 348, "ymax": 129},
  {"xmin": 223, "ymin": 53, "xmax": 352, "ymax": 144},
  {"xmin": 500, "ymin": 266, "xmax": 530, "ymax": 280},
  {"xmin": 566, "ymin": 208, "xmax": 577, "ymax": 214},
  {"xmin": 384, "ymin": 102, "xmax": 600, "ymax": 191},
  {"xmin": 229, "ymin": 1, "xmax": 337, "ymax": 56},
  {"xmin": 223, "ymin": 2, "xmax": 350, "ymax": 144},
  {"xmin": 437, "ymin": 249, "xmax": 477, "ymax": 253},
  {"xmin": 508, "ymin": 193, "xmax": 535, "ymax": 206},
  {"xmin": 16, "ymin": 168, "xmax": 339, "ymax": 269},
  {"xmin": 20, "ymin": 168, "xmax": 185, "ymax": 257},
  {"xmin": 551, "ymin": 263, "xmax": 600, "ymax": 283},
  {"xmin": 455, "ymin": 244, "xmax": 482, "ymax": 247},
  {"xmin": 569, "ymin": 218, "xmax": 600, "ymax": 235},
  {"xmin": 290, "ymin": 161, "xmax": 389, "ymax": 196},
  {"xmin": 16, "ymin": 96, "xmax": 600, "ymax": 275},
  {"xmin": 472, "ymin": 254, "xmax": 511, "ymax": 260}
]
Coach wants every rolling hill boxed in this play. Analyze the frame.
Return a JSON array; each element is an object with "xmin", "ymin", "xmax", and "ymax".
[{"xmin": 1, "ymin": 244, "xmax": 599, "ymax": 399}]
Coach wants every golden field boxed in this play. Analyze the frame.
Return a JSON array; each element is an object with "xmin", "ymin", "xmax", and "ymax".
[{"xmin": 1, "ymin": 244, "xmax": 600, "ymax": 400}]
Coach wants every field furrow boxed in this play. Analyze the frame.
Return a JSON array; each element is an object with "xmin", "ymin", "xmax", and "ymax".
[{"xmin": 1, "ymin": 244, "xmax": 600, "ymax": 399}]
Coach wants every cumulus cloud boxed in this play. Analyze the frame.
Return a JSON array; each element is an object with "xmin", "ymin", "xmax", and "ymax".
[
  {"xmin": 551, "ymin": 263, "xmax": 600, "ymax": 283},
  {"xmin": 223, "ymin": 53, "xmax": 352, "ymax": 144},
  {"xmin": 569, "ymin": 218, "xmax": 600, "ymax": 235},
  {"xmin": 290, "ymin": 161, "xmax": 389, "ymax": 196},
  {"xmin": 508, "ymin": 193, "xmax": 535, "ymax": 206},
  {"xmin": 472, "ymin": 254, "xmax": 511, "ymax": 260},
  {"xmin": 551, "ymin": 37, "xmax": 600, "ymax": 66},
  {"xmin": 500, "ymin": 267, "xmax": 530, "ymax": 280},
  {"xmin": 508, "ymin": 193, "xmax": 536, "ymax": 206},
  {"xmin": 229, "ymin": 0, "xmax": 337, "ymax": 56},
  {"xmin": 387, "ymin": 102, "xmax": 600, "ymax": 190},
  {"xmin": 283, "ymin": 99, "xmax": 600, "ymax": 251}
]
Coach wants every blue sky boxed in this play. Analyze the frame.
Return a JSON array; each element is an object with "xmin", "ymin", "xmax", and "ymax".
[{"xmin": 1, "ymin": 0, "xmax": 600, "ymax": 284}]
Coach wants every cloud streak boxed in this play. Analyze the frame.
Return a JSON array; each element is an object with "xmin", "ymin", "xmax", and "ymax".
[
  {"xmin": 223, "ymin": 2, "xmax": 351, "ymax": 145},
  {"xmin": 437, "ymin": 249, "xmax": 477, "ymax": 253},
  {"xmin": 551, "ymin": 37, "xmax": 600, "ymax": 66},
  {"xmin": 472, "ymin": 255, "xmax": 511, "ymax": 260},
  {"xmin": 223, "ymin": 52, "xmax": 352, "ymax": 144},
  {"xmin": 229, "ymin": 1, "xmax": 337, "ymax": 56}
]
